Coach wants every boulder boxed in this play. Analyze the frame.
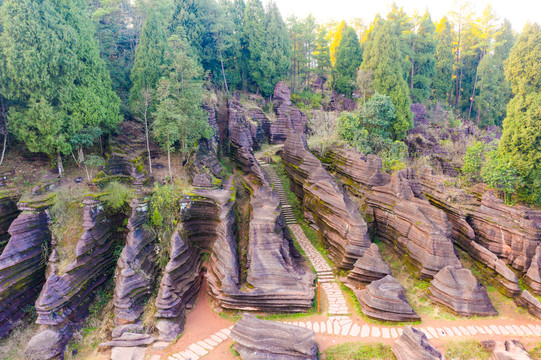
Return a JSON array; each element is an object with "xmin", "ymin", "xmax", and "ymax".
[
  {"xmin": 113, "ymin": 199, "xmax": 159, "ymax": 326},
  {"xmin": 515, "ymin": 290, "xmax": 541, "ymax": 319},
  {"xmin": 346, "ymin": 243, "xmax": 391, "ymax": 286},
  {"xmin": 482, "ymin": 340, "xmax": 533, "ymax": 360},
  {"xmin": 24, "ymin": 329, "xmax": 65, "ymax": 360},
  {"xmin": 525, "ymin": 244, "xmax": 541, "ymax": 295},
  {"xmin": 99, "ymin": 332, "xmax": 155, "ymax": 348},
  {"xmin": 355, "ymin": 275, "xmax": 420, "ymax": 322},
  {"xmin": 327, "ymin": 147, "xmax": 461, "ymax": 278},
  {"xmin": 0, "ymin": 191, "xmax": 54, "ymax": 338},
  {"xmin": 269, "ymin": 81, "xmax": 307, "ymax": 144},
  {"xmin": 230, "ymin": 313, "xmax": 318, "ymax": 360},
  {"xmin": 428, "ymin": 266, "xmax": 497, "ymax": 316},
  {"xmin": 392, "ymin": 326, "xmax": 442, "ymax": 360},
  {"xmin": 282, "ymin": 132, "xmax": 371, "ymax": 270}
]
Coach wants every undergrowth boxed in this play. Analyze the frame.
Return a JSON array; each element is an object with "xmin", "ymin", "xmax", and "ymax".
[
  {"xmin": 325, "ymin": 342, "xmax": 396, "ymax": 360},
  {"xmin": 445, "ymin": 340, "xmax": 491, "ymax": 360}
]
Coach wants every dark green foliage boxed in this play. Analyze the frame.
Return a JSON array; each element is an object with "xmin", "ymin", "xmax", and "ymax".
[
  {"xmin": 433, "ymin": 16, "xmax": 454, "ymax": 103},
  {"xmin": 410, "ymin": 12, "xmax": 436, "ymax": 103},
  {"xmin": 462, "ymin": 140, "xmax": 486, "ymax": 182},
  {"xmin": 313, "ymin": 26, "xmax": 331, "ymax": 81},
  {"xmin": 481, "ymin": 149, "xmax": 522, "ymax": 205},
  {"xmin": 288, "ymin": 15, "xmax": 317, "ymax": 92},
  {"xmin": 0, "ymin": 0, "xmax": 121, "ymax": 164},
  {"xmin": 476, "ymin": 53, "xmax": 511, "ymax": 127},
  {"xmin": 330, "ymin": 24, "xmax": 362, "ymax": 97},
  {"xmin": 103, "ymin": 181, "xmax": 133, "ymax": 212},
  {"xmin": 362, "ymin": 21, "xmax": 412, "ymax": 140}
]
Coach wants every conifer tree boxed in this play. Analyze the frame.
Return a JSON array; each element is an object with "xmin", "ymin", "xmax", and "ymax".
[
  {"xmin": 330, "ymin": 24, "xmax": 362, "ymax": 97},
  {"xmin": 433, "ymin": 16, "xmax": 454, "ymax": 103},
  {"xmin": 499, "ymin": 23, "xmax": 541, "ymax": 204},
  {"xmin": 410, "ymin": 12, "xmax": 436, "ymax": 102},
  {"xmin": 0, "ymin": 0, "xmax": 121, "ymax": 174},
  {"xmin": 242, "ymin": 0, "xmax": 266, "ymax": 93},
  {"xmin": 361, "ymin": 21, "xmax": 412, "ymax": 140},
  {"xmin": 313, "ymin": 26, "xmax": 331, "ymax": 83}
]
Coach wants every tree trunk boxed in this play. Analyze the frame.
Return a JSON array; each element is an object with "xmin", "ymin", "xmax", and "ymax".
[
  {"xmin": 219, "ymin": 47, "xmax": 230, "ymax": 98},
  {"xmin": 411, "ymin": 40, "xmax": 416, "ymax": 90},
  {"xmin": 77, "ymin": 146, "xmax": 84, "ymax": 163},
  {"xmin": 145, "ymin": 111, "xmax": 152, "ymax": 174},
  {"xmin": 469, "ymin": 52, "xmax": 484, "ymax": 122},
  {"xmin": 57, "ymin": 151, "xmax": 64, "ymax": 176},
  {"xmin": 454, "ymin": 24, "xmax": 462, "ymax": 108},
  {"xmin": 167, "ymin": 146, "xmax": 172, "ymax": 181},
  {"xmin": 0, "ymin": 133, "xmax": 6, "ymax": 166}
]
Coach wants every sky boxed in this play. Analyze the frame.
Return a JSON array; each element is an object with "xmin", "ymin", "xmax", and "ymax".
[{"xmin": 273, "ymin": 0, "xmax": 541, "ymax": 32}]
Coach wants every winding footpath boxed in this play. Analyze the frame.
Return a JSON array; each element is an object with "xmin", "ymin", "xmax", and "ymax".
[{"xmin": 160, "ymin": 153, "xmax": 541, "ymax": 360}]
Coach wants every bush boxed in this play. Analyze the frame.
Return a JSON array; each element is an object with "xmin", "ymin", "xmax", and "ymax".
[
  {"xmin": 380, "ymin": 141, "xmax": 408, "ymax": 173},
  {"xmin": 462, "ymin": 141, "xmax": 486, "ymax": 182},
  {"xmin": 102, "ymin": 182, "xmax": 133, "ymax": 212},
  {"xmin": 481, "ymin": 150, "xmax": 523, "ymax": 205},
  {"xmin": 306, "ymin": 111, "xmax": 340, "ymax": 155},
  {"xmin": 291, "ymin": 90, "xmax": 323, "ymax": 110}
]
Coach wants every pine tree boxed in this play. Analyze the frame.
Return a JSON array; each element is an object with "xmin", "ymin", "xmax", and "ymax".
[
  {"xmin": 433, "ymin": 16, "xmax": 454, "ymax": 103},
  {"xmin": 499, "ymin": 23, "xmax": 541, "ymax": 205},
  {"xmin": 0, "ymin": 0, "xmax": 121, "ymax": 174},
  {"xmin": 313, "ymin": 26, "xmax": 331, "ymax": 82},
  {"xmin": 242, "ymin": 0, "xmax": 266, "ymax": 94},
  {"xmin": 361, "ymin": 21, "xmax": 412, "ymax": 140},
  {"xmin": 153, "ymin": 34, "xmax": 212, "ymax": 179},
  {"xmin": 410, "ymin": 12, "xmax": 436, "ymax": 102},
  {"xmin": 330, "ymin": 24, "xmax": 362, "ymax": 97}
]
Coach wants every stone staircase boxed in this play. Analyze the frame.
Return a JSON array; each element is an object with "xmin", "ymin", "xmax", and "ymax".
[{"xmin": 261, "ymin": 163, "xmax": 296, "ymax": 225}]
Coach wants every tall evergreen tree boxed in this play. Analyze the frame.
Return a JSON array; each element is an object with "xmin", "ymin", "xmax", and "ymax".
[
  {"xmin": 433, "ymin": 16, "xmax": 454, "ymax": 103},
  {"xmin": 499, "ymin": 23, "xmax": 541, "ymax": 204},
  {"xmin": 313, "ymin": 26, "xmax": 331, "ymax": 83},
  {"xmin": 410, "ymin": 12, "xmax": 436, "ymax": 102},
  {"xmin": 242, "ymin": 0, "xmax": 266, "ymax": 94},
  {"xmin": 0, "ymin": 0, "xmax": 121, "ymax": 174},
  {"xmin": 361, "ymin": 21, "xmax": 412, "ymax": 140},
  {"xmin": 330, "ymin": 24, "xmax": 362, "ymax": 97}
]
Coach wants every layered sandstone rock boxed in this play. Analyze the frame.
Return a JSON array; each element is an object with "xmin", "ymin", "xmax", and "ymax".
[
  {"xmin": 516, "ymin": 290, "xmax": 541, "ymax": 319},
  {"xmin": 282, "ymin": 133, "xmax": 371, "ymax": 270},
  {"xmin": 392, "ymin": 326, "xmax": 443, "ymax": 360},
  {"xmin": 428, "ymin": 266, "xmax": 497, "ymax": 316},
  {"xmin": 230, "ymin": 313, "xmax": 318, "ymax": 360},
  {"xmin": 525, "ymin": 245, "xmax": 541, "ymax": 295},
  {"xmin": 113, "ymin": 199, "xmax": 158, "ymax": 326},
  {"xmin": 154, "ymin": 230, "xmax": 202, "ymax": 341},
  {"xmin": 482, "ymin": 339, "xmax": 533, "ymax": 360},
  {"xmin": 26, "ymin": 198, "xmax": 125, "ymax": 359},
  {"xmin": 0, "ymin": 191, "xmax": 19, "ymax": 250},
  {"xmin": 346, "ymin": 243, "xmax": 391, "ymax": 286},
  {"xmin": 0, "ymin": 191, "xmax": 54, "ymax": 338},
  {"xmin": 269, "ymin": 81, "xmax": 307, "ymax": 144},
  {"xmin": 188, "ymin": 138, "xmax": 224, "ymax": 188},
  {"xmin": 327, "ymin": 148, "xmax": 461, "ymax": 278},
  {"xmin": 208, "ymin": 184, "xmax": 314, "ymax": 312},
  {"xmin": 355, "ymin": 275, "xmax": 420, "ymax": 322}
]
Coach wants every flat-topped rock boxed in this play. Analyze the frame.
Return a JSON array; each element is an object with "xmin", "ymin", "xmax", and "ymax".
[
  {"xmin": 355, "ymin": 275, "xmax": 420, "ymax": 322},
  {"xmin": 392, "ymin": 326, "xmax": 442, "ymax": 360},
  {"xmin": 230, "ymin": 313, "xmax": 318, "ymax": 360},
  {"xmin": 346, "ymin": 243, "xmax": 391, "ymax": 286},
  {"xmin": 428, "ymin": 266, "xmax": 497, "ymax": 316},
  {"xmin": 99, "ymin": 332, "xmax": 155, "ymax": 348},
  {"xmin": 516, "ymin": 290, "xmax": 541, "ymax": 319}
]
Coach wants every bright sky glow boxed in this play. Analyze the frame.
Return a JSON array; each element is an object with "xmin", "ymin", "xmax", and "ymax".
[{"xmin": 273, "ymin": 0, "xmax": 541, "ymax": 32}]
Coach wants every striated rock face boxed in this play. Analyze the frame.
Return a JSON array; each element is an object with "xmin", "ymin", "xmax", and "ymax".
[
  {"xmin": 392, "ymin": 326, "xmax": 443, "ymax": 360},
  {"xmin": 26, "ymin": 198, "xmax": 125, "ymax": 359},
  {"xmin": 269, "ymin": 81, "xmax": 307, "ymax": 144},
  {"xmin": 419, "ymin": 168, "xmax": 522, "ymax": 296},
  {"xmin": 355, "ymin": 275, "xmax": 420, "ymax": 322},
  {"xmin": 282, "ymin": 132, "xmax": 371, "ymax": 270},
  {"xmin": 154, "ymin": 230, "xmax": 202, "ymax": 341},
  {"xmin": 0, "ymin": 192, "xmax": 54, "ymax": 339},
  {"xmin": 516, "ymin": 290, "xmax": 541, "ymax": 319},
  {"xmin": 113, "ymin": 199, "xmax": 158, "ymax": 325},
  {"xmin": 230, "ymin": 313, "xmax": 318, "ymax": 360},
  {"xmin": 428, "ymin": 266, "xmax": 497, "ymax": 316},
  {"xmin": 482, "ymin": 339, "xmax": 533, "ymax": 360},
  {"xmin": 327, "ymin": 148, "xmax": 461, "ymax": 278},
  {"xmin": 208, "ymin": 184, "xmax": 314, "ymax": 312},
  {"xmin": 525, "ymin": 245, "xmax": 541, "ymax": 295},
  {"xmin": 228, "ymin": 100, "xmax": 265, "ymax": 181},
  {"xmin": 0, "ymin": 191, "xmax": 19, "ymax": 251},
  {"xmin": 188, "ymin": 138, "xmax": 223, "ymax": 188},
  {"xmin": 346, "ymin": 243, "xmax": 391, "ymax": 286}
]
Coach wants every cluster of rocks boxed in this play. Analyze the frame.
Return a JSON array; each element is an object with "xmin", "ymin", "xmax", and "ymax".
[
  {"xmin": 282, "ymin": 132, "xmax": 371, "ymax": 270},
  {"xmin": 327, "ymin": 147, "xmax": 461, "ymax": 278},
  {"xmin": 230, "ymin": 314, "xmax": 318, "ymax": 360},
  {"xmin": 0, "ymin": 187, "xmax": 54, "ymax": 338},
  {"xmin": 481, "ymin": 339, "xmax": 534, "ymax": 360}
]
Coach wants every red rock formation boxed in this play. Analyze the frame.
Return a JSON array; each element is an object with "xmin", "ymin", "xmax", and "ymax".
[
  {"xmin": 282, "ymin": 132, "xmax": 371, "ymax": 270},
  {"xmin": 526, "ymin": 244, "xmax": 541, "ymax": 295},
  {"xmin": 392, "ymin": 326, "xmax": 443, "ymax": 360},
  {"xmin": 346, "ymin": 243, "xmax": 391, "ymax": 286},
  {"xmin": 269, "ymin": 81, "xmax": 307, "ymax": 144},
  {"xmin": 0, "ymin": 191, "xmax": 19, "ymax": 251}
]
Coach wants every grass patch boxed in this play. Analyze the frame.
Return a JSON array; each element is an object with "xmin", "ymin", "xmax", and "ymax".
[
  {"xmin": 325, "ymin": 342, "xmax": 396, "ymax": 360},
  {"xmin": 530, "ymin": 341, "xmax": 541, "ymax": 359},
  {"xmin": 445, "ymin": 340, "xmax": 491, "ymax": 360},
  {"xmin": 0, "ymin": 311, "xmax": 38, "ymax": 359}
]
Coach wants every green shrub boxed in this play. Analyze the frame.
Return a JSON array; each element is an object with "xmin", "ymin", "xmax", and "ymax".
[
  {"xmin": 291, "ymin": 90, "xmax": 323, "ymax": 110},
  {"xmin": 481, "ymin": 149, "xmax": 523, "ymax": 205},
  {"xmin": 462, "ymin": 141, "xmax": 486, "ymax": 183},
  {"xmin": 102, "ymin": 181, "xmax": 133, "ymax": 212}
]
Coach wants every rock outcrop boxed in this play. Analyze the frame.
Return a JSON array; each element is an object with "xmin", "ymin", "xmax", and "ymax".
[
  {"xmin": 482, "ymin": 339, "xmax": 533, "ymax": 360},
  {"xmin": 346, "ymin": 243, "xmax": 391, "ymax": 286},
  {"xmin": 0, "ymin": 191, "xmax": 19, "ymax": 251},
  {"xmin": 26, "ymin": 198, "xmax": 125, "ymax": 359},
  {"xmin": 327, "ymin": 148, "xmax": 461, "ymax": 278},
  {"xmin": 0, "ymin": 191, "xmax": 54, "ymax": 338},
  {"xmin": 355, "ymin": 275, "xmax": 420, "ymax": 322},
  {"xmin": 154, "ymin": 230, "xmax": 202, "ymax": 341},
  {"xmin": 188, "ymin": 138, "xmax": 224, "ymax": 188},
  {"xmin": 113, "ymin": 199, "xmax": 158, "ymax": 326},
  {"xmin": 208, "ymin": 184, "xmax": 314, "ymax": 312},
  {"xmin": 392, "ymin": 326, "xmax": 443, "ymax": 360},
  {"xmin": 419, "ymin": 168, "xmax": 522, "ymax": 296},
  {"xmin": 428, "ymin": 266, "xmax": 497, "ymax": 316},
  {"xmin": 269, "ymin": 81, "xmax": 307, "ymax": 144},
  {"xmin": 282, "ymin": 133, "xmax": 371, "ymax": 270},
  {"xmin": 525, "ymin": 245, "xmax": 541, "ymax": 295},
  {"xmin": 230, "ymin": 313, "xmax": 318, "ymax": 360},
  {"xmin": 516, "ymin": 290, "xmax": 541, "ymax": 319}
]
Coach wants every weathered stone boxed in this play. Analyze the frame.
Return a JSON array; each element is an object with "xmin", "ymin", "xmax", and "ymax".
[
  {"xmin": 392, "ymin": 326, "xmax": 442, "ymax": 360},
  {"xmin": 482, "ymin": 339, "xmax": 533, "ymax": 360},
  {"xmin": 230, "ymin": 314, "xmax": 318, "ymax": 360},
  {"xmin": 516, "ymin": 290, "xmax": 541, "ymax": 319},
  {"xmin": 112, "ymin": 324, "xmax": 145, "ymax": 339},
  {"xmin": 327, "ymin": 148, "xmax": 461, "ymax": 278},
  {"xmin": 282, "ymin": 133, "xmax": 371, "ymax": 270},
  {"xmin": 355, "ymin": 275, "xmax": 420, "ymax": 322},
  {"xmin": 346, "ymin": 243, "xmax": 391, "ymax": 286},
  {"xmin": 24, "ymin": 329, "xmax": 65, "ymax": 360},
  {"xmin": 525, "ymin": 244, "xmax": 541, "ymax": 295},
  {"xmin": 269, "ymin": 81, "xmax": 307, "ymax": 144},
  {"xmin": 428, "ymin": 266, "xmax": 497, "ymax": 316},
  {"xmin": 114, "ymin": 199, "xmax": 158, "ymax": 325},
  {"xmin": 110, "ymin": 347, "xmax": 146, "ymax": 360},
  {"xmin": 188, "ymin": 138, "xmax": 223, "ymax": 188},
  {"xmin": 0, "ymin": 191, "xmax": 19, "ymax": 251},
  {"xmin": 99, "ymin": 332, "xmax": 155, "ymax": 348}
]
